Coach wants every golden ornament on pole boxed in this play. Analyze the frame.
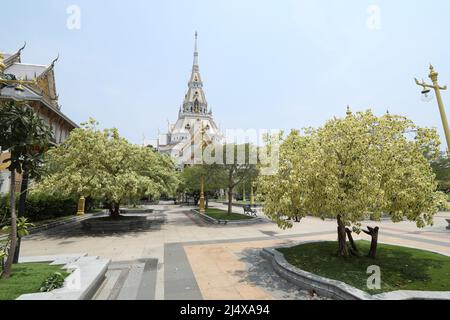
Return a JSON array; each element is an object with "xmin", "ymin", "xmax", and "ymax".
[
  {"xmin": 77, "ymin": 196, "xmax": 86, "ymax": 216},
  {"xmin": 199, "ymin": 123, "xmax": 208, "ymax": 214},
  {"xmin": 415, "ymin": 65, "xmax": 449, "ymax": 153}
]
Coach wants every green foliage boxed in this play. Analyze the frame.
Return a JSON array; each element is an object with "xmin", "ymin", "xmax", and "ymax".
[
  {"xmin": 39, "ymin": 272, "xmax": 66, "ymax": 292},
  {"xmin": 430, "ymin": 155, "xmax": 450, "ymax": 193},
  {"xmin": 0, "ymin": 192, "xmax": 77, "ymax": 224},
  {"xmin": 204, "ymin": 208, "xmax": 253, "ymax": 221},
  {"xmin": 35, "ymin": 119, "xmax": 179, "ymax": 214},
  {"xmin": 0, "ymin": 195, "xmax": 9, "ymax": 225},
  {"xmin": 180, "ymin": 164, "xmax": 228, "ymax": 193},
  {"xmin": 439, "ymin": 200, "xmax": 450, "ymax": 212},
  {"xmin": 0, "ymin": 100, "xmax": 53, "ymax": 175},
  {"xmin": 258, "ymin": 110, "xmax": 445, "ymax": 230},
  {"xmin": 0, "ymin": 263, "xmax": 68, "ymax": 300},
  {"xmin": 0, "ymin": 100, "xmax": 53, "ymax": 278},
  {"xmin": 2, "ymin": 217, "xmax": 34, "ymax": 237}
]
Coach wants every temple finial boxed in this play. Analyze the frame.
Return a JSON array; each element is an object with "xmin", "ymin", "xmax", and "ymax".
[
  {"xmin": 346, "ymin": 105, "xmax": 352, "ymax": 116},
  {"xmin": 50, "ymin": 53, "xmax": 60, "ymax": 68},
  {"xmin": 193, "ymin": 31, "xmax": 199, "ymax": 69},
  {"xmin": 18, "ymin": 42, "xmax": 26, "ymax": 54}
]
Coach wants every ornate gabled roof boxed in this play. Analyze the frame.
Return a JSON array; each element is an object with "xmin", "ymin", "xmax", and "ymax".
[
  {"xmin": 0, "ymin": 46, "xmax": 77, "ymax": 129},
  {"xmin": 4, "ymin": 63, "xmax": 47, "ymax": 80},
  {"xmin": 0, "ymin": 85, "xmax": 77, "ymax": 129},
  {"xmin": 1, "ymin": 50, "xmax": 60, "ymax": 108},
  {"xmin": 3, "ymin": 43, "xmax": 26, "ymax": 68}
]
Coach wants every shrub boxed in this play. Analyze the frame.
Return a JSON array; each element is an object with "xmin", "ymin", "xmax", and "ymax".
[
  {"xmin": 25, "ymin": 192, "xmax": 77, "ymax": 222},
  {"xmin": 439, "ymin": 200, "xmax": 450, "ymax": 212},
  {"xmin": 0, "ymin": 191, "xmax": 77, "ymax": 224},
  {"xmin": 39, "ymin": 272, "xmax": 66, "ymax": 292}
]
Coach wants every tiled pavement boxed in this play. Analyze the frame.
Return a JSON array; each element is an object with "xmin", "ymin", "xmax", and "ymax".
[{"xmin": 20, "ymin": 202, "xmax": 450, "ymax": 300}]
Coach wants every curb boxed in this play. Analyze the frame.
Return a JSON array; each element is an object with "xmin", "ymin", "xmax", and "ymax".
[
  {"xmin": 261, "ymin": 242, "xmax": 450, "ymax": 300},
  {"xmin": 0, "ymin": 211, "xmax": 105, "ymax": 241}
]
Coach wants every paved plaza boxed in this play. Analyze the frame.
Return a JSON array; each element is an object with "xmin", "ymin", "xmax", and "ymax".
[{"xmin": 20, "ymin": 202, "xmax": 450, "ymax": 300}]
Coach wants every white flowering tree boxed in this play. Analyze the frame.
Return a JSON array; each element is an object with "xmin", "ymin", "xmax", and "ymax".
[
  {"xmin": 258, "ymin": 110, "xmax": 445, "ymax": 258},
  {"xmin": 36, "ymin": 119, "xmax": 178, "ymax": 217}
]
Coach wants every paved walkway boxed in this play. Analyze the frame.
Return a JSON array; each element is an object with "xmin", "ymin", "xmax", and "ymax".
[{"xmin": 20, "ymin": 202, "xmax": 450, "ymax": 300}]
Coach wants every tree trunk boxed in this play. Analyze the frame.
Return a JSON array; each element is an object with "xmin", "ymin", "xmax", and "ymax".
[
  {"xmin": 1, "ymin": 171, "xmax": 18, "ymax": 279},
  {"xmin": 227, "ymin": 188, "xmax": 233, "ymax": 214},
  {"xmin": 227, "ymin": 169, "xmax": 234, "ymax": 214},
  {"xmin": 363, "ymin": 226, "xmax": 379, "ymax": 258},
  {"xmin": 109, "ymin": 202, "xmax": 120, "ymax": 218},
  {"xmin": 13, "ymin": 170, "xmax": 29, "ymax": 264},
  {"xmin": 205, "ymin": 194, "xmax": 209, "ymax": 209},
  {"xmin": 337, "ymin": 215, "xmax": 349, "ymax": 257},
  {"xmin": 345, "ymin": 228, "xmax": 360, "ymax": 256},
  {"xmin": 110, "ymin": 203, "xmax": 121, "ymax": 219}
]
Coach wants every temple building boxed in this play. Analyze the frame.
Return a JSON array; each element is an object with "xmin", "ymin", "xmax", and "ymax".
[
  {"xmin": 0, "ymin": 44, "xmax": 78, "ymax": 194},
  {"xmin": 156, "ymin": 33, "xmax": 223, "ymax": 166}
]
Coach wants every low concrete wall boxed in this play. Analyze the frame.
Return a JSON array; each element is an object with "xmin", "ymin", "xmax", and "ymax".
[
  {"xmin": 119, "ymin": 208, "xmax": 154, "ymax": 214},
  {"xmin": 81, "ymin": 216, "xmax": 150, "ymax": 232},
  {"xmin": 0, "ymin": 213, "xmax": 102, "ymax": 241},
  {"xmin": 191, "ymin": 209, "xmax": 263, "ymax": 225},
  {"xmin": 17, "ymin": 254, "xmax": 110, "ymax": 300},
  {"xmin": 261, "ymin": 242, "xmax": 450, "ymax": 300}
]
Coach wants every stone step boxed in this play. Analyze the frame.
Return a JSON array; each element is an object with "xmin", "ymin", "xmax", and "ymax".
[{"xmin": 93, "ymin": 259, "xmax": 158, "ymax": 300}]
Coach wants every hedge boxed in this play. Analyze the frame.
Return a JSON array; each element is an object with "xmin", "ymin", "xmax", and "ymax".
[{"xmin": 0, "ymin": 192, "xmax": 77, "ymax": 226}]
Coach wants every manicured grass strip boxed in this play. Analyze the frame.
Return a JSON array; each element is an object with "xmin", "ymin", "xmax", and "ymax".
[
  {"xmin": 205, "ymin": 208, "xmax": 253, "ymax": 221},
  {"xmin": 278, "ymin": 241, "xmax": 450, "ymax": 294},
  {"xmin": 234, "ymin": 201, "xmax": 264, "ymax": 205},
  {"xmin": 0, "ymin": 263, "xmax": 69, "ymax": 300}
]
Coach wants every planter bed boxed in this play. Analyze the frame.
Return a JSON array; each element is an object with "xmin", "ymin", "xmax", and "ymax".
[
  {"xmin": 191, "ymin": 208, "xmax": 262, "ymax": 225},
  {"xmin": 81, "ymin": 215, "xmax": 151, "ymax": 232},
  {"xmin": 119, "ymin": 208, "xmax": 154, "ymax": 214},
  {"xmin": 261, "ymin": 241, "xmax": 450, "ymax": 300}
]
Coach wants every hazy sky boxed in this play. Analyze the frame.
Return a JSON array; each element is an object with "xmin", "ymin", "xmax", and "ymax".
[{"xmin": 2, "ymin": 0, "xmax": 450, "ymax": 145}]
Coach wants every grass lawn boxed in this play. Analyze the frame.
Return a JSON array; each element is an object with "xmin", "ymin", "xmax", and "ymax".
[
  {"xmin": 0, "ymin": 263, "xmax": 69, "ymax": 300},
  {"xmin": 205, "ymin": 208, "xmax": 254, "ymax": 221},
  {"xmin": 278, "ymin": 240, "xmax": 450, "ymax": 294},
  {"xmin": 234, "ymin": 201, "xmax": 264, "ymax": 206}
]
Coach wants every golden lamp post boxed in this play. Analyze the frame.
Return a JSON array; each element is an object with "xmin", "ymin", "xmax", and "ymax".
[
  {"xmin": 250, "ymin": 183, "xmax": 255, "ymax": 206},
  {"xmin": 415, "ymin": 65, "xmax": 449, "ymax": 152},
  {"xmin": 198, "ymin": 123, "xmax": 209, "ymax": 214},
  {"xmin": 77, "ymin": 196, "xmax": 86, "ymax": 216}
]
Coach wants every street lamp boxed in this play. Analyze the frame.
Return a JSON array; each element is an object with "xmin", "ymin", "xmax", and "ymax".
[
  {"xmin": 415, "ymin": 65, "xmax": 450, "ymax": 152},
  {"xmin": 199, "ymin": 123, "xmax": 209, "ymax": 213},
  {"xmin": 250, "ymin": 182, "xmax": 255, "ymax": 206}
]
